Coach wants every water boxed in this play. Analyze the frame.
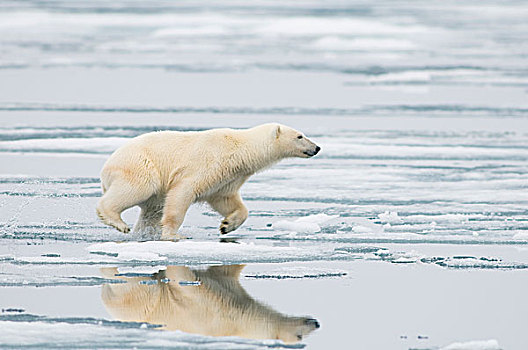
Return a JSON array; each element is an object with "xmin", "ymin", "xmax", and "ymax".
[{"xmin": 0, "ymin": 0, "xmax": 527, "ymax": 349}]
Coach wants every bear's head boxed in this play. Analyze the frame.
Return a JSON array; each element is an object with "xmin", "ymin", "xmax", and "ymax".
[{"xmin": 271, "ymin": 124, "xmax": 320, "ymax": 159}]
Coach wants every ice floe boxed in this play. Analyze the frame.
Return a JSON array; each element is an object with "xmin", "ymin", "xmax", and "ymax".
[
  {"xmin": 264, "ymin": 213, "xmax": 528, "ymax": 245},
  {"xmin": 272, "ymin": 214, "xmax": 338, "ymax": 233},
  {"xmin": 0, "ymin": 314, "xmax": 301, "ymax": 349},
  {"xmin": 441, "ymin": 339, "xmax": 501, "ymax": 350},
  {"xmin": 0, "ymin": 137, "xmax": 126, "ymax": 154},
  {"xmin": 87, "ymin": 241, "xmax": 349, "ymax": 265},
  {"xmin": 378, "ymin": 211, "xmax": 403, "ymax": 224},
  {"xmin": 0, "ymin": 272, "xmax": 122, "ymax": 287},
  {"xmin": 244, "ymin": 266, "xmax": 348, "ymax": 280}
]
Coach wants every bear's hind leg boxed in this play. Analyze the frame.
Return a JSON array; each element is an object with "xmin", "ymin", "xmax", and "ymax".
[
  {"xmin": 133, "ymin": 197, "xmax": 164, "ymax": 236},
  {"xmin": 96, "ymin": 179, "xmax": 153, "ymax": 233},
  {"xmin": 207, "ymin": 193, "xmax": 248, "ymax": 234}
]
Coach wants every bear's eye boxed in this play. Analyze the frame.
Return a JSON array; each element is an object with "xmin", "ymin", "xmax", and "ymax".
[{"xmin": 297, "ymin": 135, "xmax": 303, "ymax": 139}]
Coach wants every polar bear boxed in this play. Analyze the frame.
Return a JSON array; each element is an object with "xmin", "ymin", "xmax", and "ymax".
[
  {"xmin": 96, "ymin": 123, "xmax": 320, "ymax": 240},
  {"xmin": 101, "ymin": 265, "xmax": 320, "ymax": 343}
]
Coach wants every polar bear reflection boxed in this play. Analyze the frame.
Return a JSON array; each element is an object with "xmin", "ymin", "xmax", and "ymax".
[{"xmin": 101, "ymin": 265, "xmax": 320, "ymax": 343}]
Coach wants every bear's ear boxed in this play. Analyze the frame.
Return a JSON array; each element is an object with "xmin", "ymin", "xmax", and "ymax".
[{"xmin": 274, "ymin": 125, "xmax": 281, "ymax": 139}]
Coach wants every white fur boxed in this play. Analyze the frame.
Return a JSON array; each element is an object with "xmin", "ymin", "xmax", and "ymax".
[
  {"xmin": 96, "ymin": 123, "xmax": 319, "ymax": 239},
  {"xmin": 100, "ymin": 265, "xmax": 319, "ymax": 343}
]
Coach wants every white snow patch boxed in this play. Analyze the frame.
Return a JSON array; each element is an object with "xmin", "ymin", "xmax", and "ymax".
[
  {"xmin": 404, "ymin": 214, "xmax": 475, "ymax": 223},
  {"xmin": 153, "ymin": 25, "xmax": 226, "ymax": 37},
  {"xmin": 296, "ymin": 213, "xmax": 339, "ymax": 224},
  {"xmin": 273, "ymin": 220, "xmax": 321, "ymax": 233},
  {"xmin": 512, "ymin": 232, "xmax": 528, "ymax": 240},
  {"xmin": 334, "ymin": 217, "xmax": 386, "ymax": 234},
  {"xmin": 0, "ymin": 137, "xmax": 127, "ymax": 153},
  {"xmin": 10, "ymin": 256, "xmax": 118, "ymax": 265},
  {"xmin": 313, "ymin": 37, "xmax": 415, "ymax": 51},
  {"xmin": 378, "ymin": 211, "xmax": 403, "ymax": 224},
  {"xmin": 115, "ymin": 251, "xmax": 167, "ymax": 262},
  {"xmin": 271, "ymin": 215, "xmax": 419, "ymax": 238},
  {"xmin": 117, "ymin": 266, "xmax": 167, "ymax": 274},
  {"xmin": 273, "ymin": 213, "xmax": 338, "ymax": 233},
  {"xmin": 352, "ymin": 225, "xmax": 373, "ymax": 233},
  {"xmin": 391, "ymin": 256, "xmax": 418, "ymax": 264},
  {"xmin": 88, "ymin": 241, "xmax": 343, "ymax": 264},
  {"xmin": 441, "ymin": 339, "xmax": 501, "ymax": 350},
  {"xmin": 244, "ymin": 266, "xmax": 348, "ymax": 280},
  {"xmin": 368, "ymin": 71, "xmax": 431, "ymax": 83},
  {"xmin": 257, "ymin": 18, "xmax": 428, "ymax": 36}
]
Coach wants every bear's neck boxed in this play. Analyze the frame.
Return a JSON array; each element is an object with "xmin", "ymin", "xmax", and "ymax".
[{"xmin": 230, "ymin": 130, "xmax": 282, "ymax": 175}]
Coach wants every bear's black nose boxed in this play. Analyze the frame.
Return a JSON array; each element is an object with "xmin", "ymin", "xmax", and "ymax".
[
  {"xmin": 314, "ymin": 146, "xmax": 321, "ymax": 155},
  {"xmin": 305, "ymin": 318, "xmax": 320, "ymax": 329}
]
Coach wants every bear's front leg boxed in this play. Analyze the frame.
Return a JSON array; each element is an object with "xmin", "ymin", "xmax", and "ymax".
[
  {"xmin": 160, "ymin": 183, "xmax": 195, "ymax": 240},
  {"xmin": 207, "ymin": 193, "xmax": 249, "ymax": 234}
]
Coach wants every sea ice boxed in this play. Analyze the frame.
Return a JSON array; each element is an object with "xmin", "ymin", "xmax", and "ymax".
[
  {"xmin": 272, "ymin": 220, "xmax": 321, "ymax": 234},
  {"xmin": 273, "ymin": 213, "xmax": 338, "ymax": 233},
  {"xmin": 512, "ymin": 232, "xmax": 528, "ymax": 240},
  {"xmin": 0, "ymin": 317, "xmax": 298, "ymax": 349},
  {"xmin": 0, "ymin": 137, "xmax": 126, "ymax": 154},
  {"xmin": 378, "ymin": 211, "xmax": 403, "ymax": 224},
  {"xmin": 87, "ymin": 241, "xmax": 347, "ymax": 265},
  {"xmin": 116, "ymin": 266, "xmax": 167, "ymax": 275},
  {"xmin": 441, "ymin": 339, "xmax": 501, "ymax": 350},
  {"xmin": 244, "ymin": 266, "xmax": 348, "ymax": 280}
]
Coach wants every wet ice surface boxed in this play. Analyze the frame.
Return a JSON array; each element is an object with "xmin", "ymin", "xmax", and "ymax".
[
  {"xmin": 1, "ymin": 0, "xmax": 528, "ymax": 349},
  {"xmin": 0, "ymin": 316, "xmax": 302, "ymax": 350}
]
